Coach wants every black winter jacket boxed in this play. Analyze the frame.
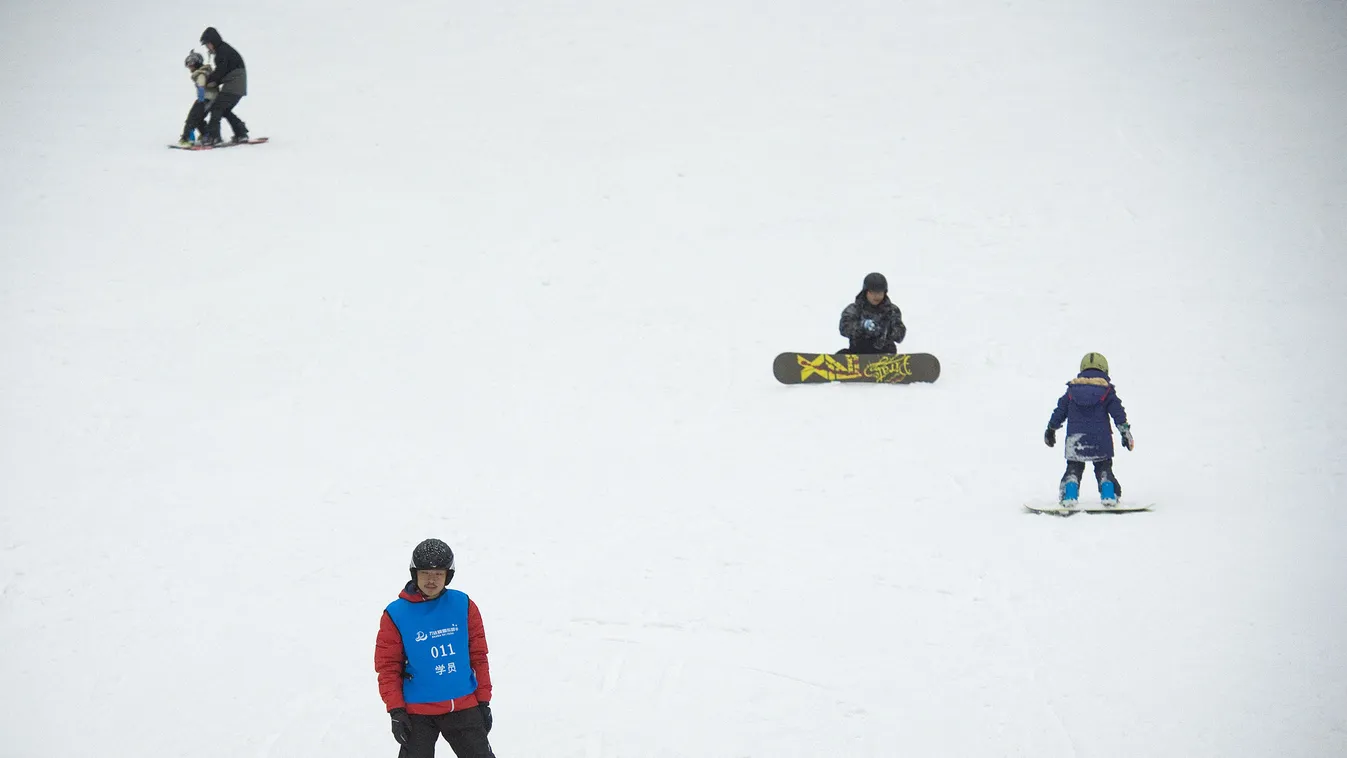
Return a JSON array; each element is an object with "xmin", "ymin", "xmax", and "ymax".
[
  {"xmin": 839, "ymin": 292, "xmax": 907, "ymax": 354},
  {"xmin": 201, "ymin": 28, "xmax": 247, "ymax": 96}
]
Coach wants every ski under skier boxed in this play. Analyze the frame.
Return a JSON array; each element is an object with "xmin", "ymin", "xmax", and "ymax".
[
  {"xmin": 838, "ymin": 272, "xmax": 907, "ymax": 354},
  {"xmin": 198, "ymin": 27, "xmax": 249, "ymax": 145},
  {"xmin": 374, "ymin": 539, "xmax": 495, "ymax": 758},
  {"xmin": 177, "ymin": 51, "xmax": 217, "ymax": 147},
  {"xmin": 1044, "ymin": 352, "xmax": 1135, "ymax": 507}
]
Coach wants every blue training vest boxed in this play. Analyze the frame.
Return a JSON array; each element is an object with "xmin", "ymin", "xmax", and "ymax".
[{"xmin": 385, "ymin": 590, "xmax": 478, "ymax": 704}]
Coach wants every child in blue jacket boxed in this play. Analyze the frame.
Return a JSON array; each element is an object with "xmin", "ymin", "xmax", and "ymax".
[
  {"xmin": 1044, "ymin": 352, "xmax": 1135, "ymax": 506},
  {"xmin": 178, "ymin": 51, "xmax": 217, "ymax": 146}
]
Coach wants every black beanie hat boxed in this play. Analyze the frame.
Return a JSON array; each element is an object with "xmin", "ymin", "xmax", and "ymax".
[{"xmin": 863, "ymin": 272, "xmax": 888, "ymax": 292}]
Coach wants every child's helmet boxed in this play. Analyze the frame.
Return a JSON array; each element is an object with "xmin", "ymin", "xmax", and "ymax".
[
  {"xmin": 185, "ymin": 51, "xmax": 204, "ymax": 68},
  {"xmin": 408, "ymin": 538, "xmax": 456, "ymax": 584},
  {"xmin": 1080, "ymin": 352, "xmax": 1109, "ymax": 374}
]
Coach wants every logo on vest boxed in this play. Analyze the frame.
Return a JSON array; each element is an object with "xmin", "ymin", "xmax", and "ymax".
[
  {"xmin": 414, "ymin": 631, "xmax": 429, "ymax": 642},
  {"xmin": 428, "ymin": 625, "xmax": 459, "ymax": 639}
]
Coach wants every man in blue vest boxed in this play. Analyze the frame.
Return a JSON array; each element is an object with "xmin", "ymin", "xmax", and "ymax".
[{"xmin": 375, "ymin": 539, "xmax": 495, "ymax": 757}]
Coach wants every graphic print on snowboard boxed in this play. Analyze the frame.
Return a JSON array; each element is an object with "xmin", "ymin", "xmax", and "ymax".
[{"xmin": 772, "ymin": 352, "xmax": 940, "ymax": 385}]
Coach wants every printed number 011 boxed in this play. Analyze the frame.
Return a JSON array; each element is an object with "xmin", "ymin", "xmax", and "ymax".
[{"xmin": 429, "ymin": 644, "xmax": 456, "ymax": 658}]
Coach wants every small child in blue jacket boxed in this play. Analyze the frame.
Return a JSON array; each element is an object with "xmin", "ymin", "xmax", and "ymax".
[
  {"xmin": 1044, "ymin": 352, "xmax": 1135, "ymax": 506},
  {"xmin": 178, "ymin": 51, "xmax": 218, "ymax": 146}
]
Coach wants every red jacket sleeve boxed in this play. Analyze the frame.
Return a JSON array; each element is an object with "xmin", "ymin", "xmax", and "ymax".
[
  {"xmin": 374, "ymin": 610, "xmax": 408, "ymax": 711},
  {"xmin": 468, "ymin": 599, "xmax": 492, "ymax": 703}
]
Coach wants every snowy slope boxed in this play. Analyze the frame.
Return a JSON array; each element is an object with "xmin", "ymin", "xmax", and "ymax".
[{"xmin": 2, "ymin": 0, "xmax": 1346, "ymax": 756}]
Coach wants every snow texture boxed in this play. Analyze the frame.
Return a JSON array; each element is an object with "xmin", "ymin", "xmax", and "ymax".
[{"xmin": 2, "ymin": 0, "xmax": 1346, "ymax": 756}]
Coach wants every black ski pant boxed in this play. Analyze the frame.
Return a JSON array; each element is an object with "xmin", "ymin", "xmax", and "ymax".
[
  {"xmin": 1061, "ymin": 459, "xmax": 1121, "ymax": 498},
  {"xmin": 398, "ymin": 709, "xmax": 494, "ymax": 758},
  {"xmin": 838, "ymin": 342, "xmax": 897, "ymax": 355},
  {"xmin": 182, "ymin": 100, "xmax": 209, "ymax": 141},
  {"xmin": 205, "ymin": 92, "xmax": 248, "ymax": 141}
]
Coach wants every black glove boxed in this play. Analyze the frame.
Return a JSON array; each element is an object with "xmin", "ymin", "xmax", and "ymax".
[
  {"xmin": 1044, "ymin": 428, "xmax": 1056, "ymax": 447},
  {"xmin": 1118, "ymin": 423, "xmax": 1134, "ymax": 451},
  {"xmin": 389, "ymin": 707, "xmax": 412, "ymax": 745},
  {"xmin": 479, "ymin": 702, "xmax": 493, "ymax": 733}
]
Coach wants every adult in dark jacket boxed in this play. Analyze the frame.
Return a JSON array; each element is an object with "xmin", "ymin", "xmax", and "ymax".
[
  {"xmin": 1044, "ymin": 352, "xmax": 1134, "ymax": 505},
  {"xmin": 375, "ymin": 539, "xmax": 495, "ymax": 758},
  {"xmin": 199, "ymin": 27, "xmax": 249, "ymax": 144},
  {"xmin": 838, "ymin": 272, "xmax": 906, "ymax": 354}
]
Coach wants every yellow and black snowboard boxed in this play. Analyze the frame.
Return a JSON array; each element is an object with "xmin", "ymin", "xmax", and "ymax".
[{"xmin": 772, "ymin": 352, "xmax": 941, "ymax": 385}]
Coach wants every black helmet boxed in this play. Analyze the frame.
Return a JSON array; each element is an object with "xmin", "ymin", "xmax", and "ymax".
[
  {"xmin": 185, "ymin": 51, "xmax": 204, "ymax": 68},
  {"xmin": 863, "ymin": 272, "xmax": 888, "ymax": 292},
  {"xmin": 409, "ymin": 538, "xmax": 455, "ymax": 583}
]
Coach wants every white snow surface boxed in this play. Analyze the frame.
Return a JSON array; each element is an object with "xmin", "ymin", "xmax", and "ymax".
[{"xmin": 3, "ymin": 1, "xmax": 1347, "ymax": 756}]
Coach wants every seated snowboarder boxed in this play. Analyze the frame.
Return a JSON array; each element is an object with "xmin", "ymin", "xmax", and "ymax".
[
  {"xmin": 838, "ymin": 272, "xmax": 906, "ymax": 354},
  {"xmin": 1043, "ymin": 352, "xmax": 1135, "ymax": 507},
  {"xmin": 177, "ymin": 51, "xmax": 218, "ymax": 147},
  {"xmin": 199, "ymin": 27, "xmax": 249, "ymax": 145}
]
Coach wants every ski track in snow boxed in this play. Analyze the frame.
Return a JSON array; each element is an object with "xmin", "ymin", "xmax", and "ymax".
[{"xmin": 983, "ymin": 562, "xmax": 1083, "ymax": 758}]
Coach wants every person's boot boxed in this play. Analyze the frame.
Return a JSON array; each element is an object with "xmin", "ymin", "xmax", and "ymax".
[
  {"xmin": 1100, "ymin": 480, "xmax": 1118, "ymax": 507},
  {"xmin": 1060, "ymin": 480, "xmax": 1079, "ymax": 508}
]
